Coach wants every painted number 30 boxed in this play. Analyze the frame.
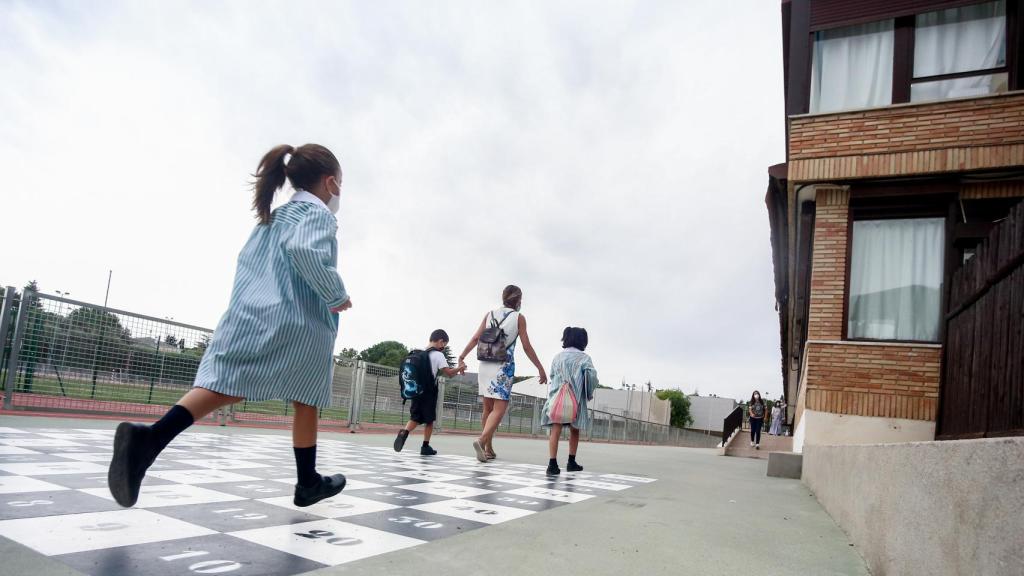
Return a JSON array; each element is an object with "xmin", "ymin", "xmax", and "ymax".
[{"xmin": 388, "ymin": 515, "xmax": 443, "ymax": 529}]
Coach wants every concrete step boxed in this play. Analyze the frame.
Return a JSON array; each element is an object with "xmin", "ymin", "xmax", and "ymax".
[{"xmin": 724, "ymin": 433, "xmax": 792, "ymax": 460}]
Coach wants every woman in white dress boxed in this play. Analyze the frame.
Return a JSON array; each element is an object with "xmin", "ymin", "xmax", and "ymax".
[{"xmin": 458, "ymin": 285, "xmax": 547, "ymax": 462}]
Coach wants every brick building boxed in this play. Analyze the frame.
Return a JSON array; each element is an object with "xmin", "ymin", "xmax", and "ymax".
[{"xmin": 767, "ymin": 0, "xmax": 1024, "ymax": 451}]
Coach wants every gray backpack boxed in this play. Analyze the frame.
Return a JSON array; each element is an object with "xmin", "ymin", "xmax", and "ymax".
[{"xmin": 476, "ymin": 310, "xmax": 515, "ymax": 362}]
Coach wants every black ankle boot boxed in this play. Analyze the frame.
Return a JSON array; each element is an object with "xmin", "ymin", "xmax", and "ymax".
[
  {"xmin": 394, "ymin": 429, "xmax": 409, "ymax": 452},
  {"xmin": 546, "ymin": 460, "xmax": 561, "ymax": 476},
  {"xmin": 294, "ymin": 474, "xmax": 347, "ymax": 507},
  {"xmin": 108, "ymin": 422, "xmax": 156, "ymax": 508}
]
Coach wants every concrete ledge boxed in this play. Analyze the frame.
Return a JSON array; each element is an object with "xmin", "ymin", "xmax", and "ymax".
[
  {"xmin": 803, "ymin": 436, "xmax": 1024, "ymax": 576},
  {"xmin": 766, "ymin": 451, "xmax": 802, "ymax": 479}
]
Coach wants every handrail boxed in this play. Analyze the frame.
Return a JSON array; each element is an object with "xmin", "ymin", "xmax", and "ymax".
[{"xmin": 722, "ymin": 406, "xmax": 743, "ymax": 447}]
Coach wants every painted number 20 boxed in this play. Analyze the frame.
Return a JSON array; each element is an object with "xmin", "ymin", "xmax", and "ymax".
[{"xmin": 295, "ymin": 529, "xmax": 362, "ymax": 546}]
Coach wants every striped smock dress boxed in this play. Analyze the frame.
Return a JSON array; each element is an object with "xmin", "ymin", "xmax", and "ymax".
[
  {"xmin": 194, "ymin": 191, "xmax": 349, "ymax": 407},
  {"xmin": 541, "ymin": 348, "xmax": 598, "ymax": 430}
]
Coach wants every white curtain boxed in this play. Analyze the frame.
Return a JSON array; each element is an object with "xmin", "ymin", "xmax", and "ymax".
[
  {"xmin": 914, "ymin": 1, "xmax": 1005, "ymax": 77},
  {"xmin": 810, "ymin": 20, "xmax": 894, "ymax": 114},
  {"xmin": 912, "ymin": 1, "xmax": 1006, "ymax": 102},
  {"xmin": 848, "ymin": 218, "xmax": 945, "ymax": 341}
]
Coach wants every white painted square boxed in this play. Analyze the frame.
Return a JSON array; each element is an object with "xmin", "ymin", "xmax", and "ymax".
[
  {"xmin": 315, "ymin": 468, "xmax": 377, "ymax": 476},
  {"xmin": 0, "ymin": 476, "xmax": 70, "ymax": 494},
  {"xmin": 195, "ymin": 451, "xmax": 278, "ymax": 460},
  {"xmin": 0, "ymin": 428, "xmax": 29, "ymax": 434},
  {"xmin": 0, "ymin": 438, "xmax": 86, "ymax": 448},
  {"xmin": 55, "ymin": 452, "xmax": 115, "ymax": 462},
  {"xmin": 0, "ymin": 446, "xmax": 40, "ymax": 455},
  {"xmin": 73, "ymin": 429, "xmax": 115, "ymax": 435},
  {"xmin": 506, "ymin": 486, "xmax": 595, "ymax": 503},
  {"xmin": 37, "ymin": 433, "xmax": 111, "ymax": 441},
  {"xmin": 82, "ymin": 484, "xmax": 245, "ymax": 508},
  {"xmin": 385, "ymin": 463, "xmax": 449, "ymax": 471},
  {"xmin": 147, "ymin": 469, "xmax": 262, "ymax": 485},
  {"xmin": 267, "ymin": 477, "xmax": 385, "ymax": 491},
  {"xmin": 169, "ymin": 459, "xmax": 274, "ymax": 470},
  {"xmin": 0, "ymin": 509, "xmax": 215, "ymax": 555},
  {"xmin": 600, "ymin": 474, "xmax": 657, "ymax": 483},
  {"xmin": 563, "ymin": 479, "xmax": 633, "ymax": 491},
  {"xmin": 397, "ymin": 482, "xmax": 494, "ymax": 499},
  {"xmin": 384, "ymin": 470, "xmax": 468, "ymax": 482},
  {"xmin": 507, "ymin": 463, "xmax": 548, "ymax": 471},
  {"xmin": 0, "ymin": 461, "xmax": 108, "ymax": 475},
  {"xmin": 230, "ymin": 518, "xmax": 423, "ymax": 566},
  {"xmin": 260, "ymin": 494, "xmax": 398, "ymax": 519},
  {"xmin": 410, "ymin": 498, "xmax": 535, "ymax": 525},
  {"xmin": 356, "ymin": 475, "xmax": 406, "ymax": 485},
  {"xmin": 476, "ymin": 475, "xmax": 551, "ymax": 487}
]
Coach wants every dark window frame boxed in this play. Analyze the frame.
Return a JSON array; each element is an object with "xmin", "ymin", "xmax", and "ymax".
[
  {"xmin": 790, "ymin": 0, "xmax": 1022, "ymax": 115},
  {"xmin": 842, "ymin": 191, "xmax": 954, "ymax": 344},
  {"xmin": 893, "ymin": 1, "xmax": 1013, "ymax": 104}
]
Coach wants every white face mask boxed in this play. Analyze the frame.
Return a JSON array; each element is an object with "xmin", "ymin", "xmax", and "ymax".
[{"xmin": 327, "ymin": 192, "xmax": 340, "ymax": 214}]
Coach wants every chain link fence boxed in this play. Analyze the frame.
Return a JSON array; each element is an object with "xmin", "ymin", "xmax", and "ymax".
[{"xmin": 0, "ymin": 288, "xmax": 718, "ymax": 448}]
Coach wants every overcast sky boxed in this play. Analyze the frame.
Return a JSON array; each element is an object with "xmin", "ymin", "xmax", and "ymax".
[{"xmin": 0, "ymin": 0, "xmax": 786, "ymax": 402}]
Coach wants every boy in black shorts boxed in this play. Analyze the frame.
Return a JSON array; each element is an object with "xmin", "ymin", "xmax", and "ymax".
[{"xmin": 394, "ymin": 329, "xmax": 466, "ymax": 455}]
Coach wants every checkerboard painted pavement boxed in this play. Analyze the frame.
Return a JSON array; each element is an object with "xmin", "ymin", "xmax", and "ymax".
[{"xmin": 0, "ymin": 426, "xmax": 656, "ymax": 574}]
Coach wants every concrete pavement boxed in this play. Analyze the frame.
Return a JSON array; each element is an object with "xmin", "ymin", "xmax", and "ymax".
[{"xmin": 0, "ymin": 415, "xmax": 868, "ymax": 576}]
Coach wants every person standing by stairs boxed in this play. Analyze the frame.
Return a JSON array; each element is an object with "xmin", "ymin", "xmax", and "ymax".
[{"xmin": 748, "ymin": 391, "xmax": 766, "ymax": 449}]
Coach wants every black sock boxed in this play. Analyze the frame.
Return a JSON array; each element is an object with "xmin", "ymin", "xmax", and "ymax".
[
  {"xmin": 549, "ymin": 458, "xmax": 557, "ymax": 466},
  {"xmin": 422, "ymin": 441, "xmax": 430, "ymax": 447},
  {"xmin": 293, "ymin": 445, "xmax": 319, "ymax": 488},
  {"xmin": 151, "ymin": 404, "xmax": 194, "ymax": 455},
  {"xmin": 568, "ymin": 454, "xmax": 577, "ymax": 463}
]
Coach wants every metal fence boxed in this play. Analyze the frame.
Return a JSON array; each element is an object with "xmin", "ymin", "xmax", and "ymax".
[{"xmin": 0, "ymin": 288, "xmax": 717, "ymax": 448}]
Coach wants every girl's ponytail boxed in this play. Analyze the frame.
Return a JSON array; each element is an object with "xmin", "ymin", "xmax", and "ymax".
[{"xmin": 251, "ymin": 144, "xmax": 294, "ymax": 225}]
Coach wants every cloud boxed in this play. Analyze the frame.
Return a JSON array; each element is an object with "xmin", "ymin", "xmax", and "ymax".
[{"xmin": 0, "ymin": 0, "xmax": 786, "ymax": 401}]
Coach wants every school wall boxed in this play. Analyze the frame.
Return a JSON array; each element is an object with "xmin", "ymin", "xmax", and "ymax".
[{"xmin": 803, "ymin": 437, "xmax": 1024, "ymax": 576}]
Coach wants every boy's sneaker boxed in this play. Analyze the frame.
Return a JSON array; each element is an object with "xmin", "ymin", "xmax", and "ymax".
[
  {"xmin": 294, "ymin": 474, "xmax": 346, "ymax": 507},
  {"xmin": 394, "ymin": 430, "xmax": 409, "ymax": 452},
  {"xmin": 755, "ymin": 444, "xmax": 760, "ymax": 450},
  {"xmin": 567, "ymin": 461, "xmax": 583, "ymax": 472},
  {"xmin": 108, "ymin": 422, "xmax": 156, "ymax": 508},
  {"xmin": 546, "ymin": 461, "xmax": 561, "ymax": 476},
  {"xmin": 420, "ymin": 444, "xmax": 437, "ymax": 456}
]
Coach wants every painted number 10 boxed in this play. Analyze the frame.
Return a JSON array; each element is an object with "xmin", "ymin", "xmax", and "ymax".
[{"xmin": 160, "ymin": 550, "xmax": 241, "ymax": 574}]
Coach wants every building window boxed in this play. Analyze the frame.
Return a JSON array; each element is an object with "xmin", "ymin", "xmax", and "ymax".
[
  {"xmin": 810, "ymin": 20, "xmax": 894, "ymax": 113},
  {"xmin": 911, "ymin": 1, "xmax": 1008, "ymax": 102},
  {"xmin": 848, "ymin": 218, "xmax": 945, "ymax": 342}
]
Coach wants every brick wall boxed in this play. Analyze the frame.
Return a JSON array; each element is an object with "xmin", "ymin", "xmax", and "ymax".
[
  {"xmin": 791, "ymin": 93, "xmax": 1024, "ymax": 159},
  {"xmin": 805, "ymin": 342, "xmax": 941, "ymax": 421},
  {"xmin": 807, "ymin": 188, "xmax": 849, "ymax": 340},
  {"xmin": 788, "ymin": 92, "xmax": 1024, "ymax": 182}
]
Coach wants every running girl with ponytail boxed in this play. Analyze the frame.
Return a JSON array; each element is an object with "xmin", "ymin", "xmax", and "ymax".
[{"xmin": 108, "ymin": 143, "xmax": 354, "ymax": 508}]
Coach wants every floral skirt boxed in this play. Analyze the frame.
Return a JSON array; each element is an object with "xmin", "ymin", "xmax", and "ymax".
[{"xmin": 478, "ymin": 359, "xmax": 515, "ymax": 401}]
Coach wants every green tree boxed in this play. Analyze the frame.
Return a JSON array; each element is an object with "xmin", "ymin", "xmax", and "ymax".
[
  {"xmin": 441, "ymin": 345, "xmax": 456, "ymax": 368},
  {"xmin": 358, "ymin": 340, "xmax": 409, "ymax": 368},
  {"xmin": 656, "ymin": 389, "xmax": 694, "ymax": 428}
]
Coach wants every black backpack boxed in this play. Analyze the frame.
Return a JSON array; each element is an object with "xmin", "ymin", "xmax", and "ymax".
[
  {"xmin": 398, "ymin": 348, "xmax": 440, "ymax": 403},
  {"xmin": 476, "ymin": 310, "xmax": 515, "ymax": 362}
]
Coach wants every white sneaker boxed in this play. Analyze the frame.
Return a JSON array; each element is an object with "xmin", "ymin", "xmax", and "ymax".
[
  {"xmin": 755, "ymin": 444, "xmax": 760, "ymax": 450},
  {"xmin": 750, "ymin": 441, "xmax": 754, "ymax": 447}
]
